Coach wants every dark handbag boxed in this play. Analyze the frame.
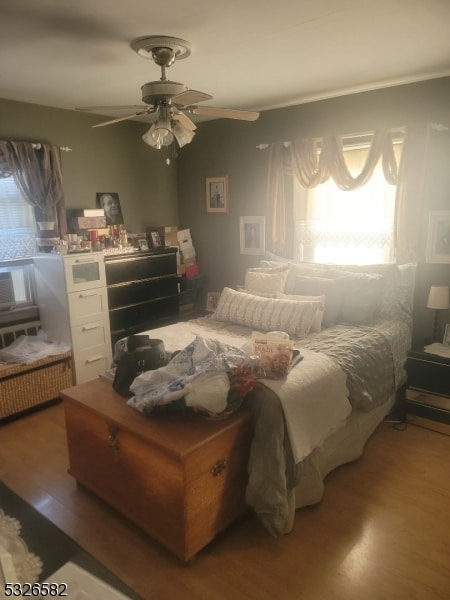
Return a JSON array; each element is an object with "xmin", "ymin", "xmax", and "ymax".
[{"xmin": 113, "ymin": 336, "xmax": 170, "ymax": 397}]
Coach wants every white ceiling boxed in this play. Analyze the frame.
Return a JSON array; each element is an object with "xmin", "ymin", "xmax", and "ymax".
[{"xmin": 1, "ymin": 0, "xmax": 450, "ymax": 124}]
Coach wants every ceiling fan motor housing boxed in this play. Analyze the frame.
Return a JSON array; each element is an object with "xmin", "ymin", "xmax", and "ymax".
[{"xmin": 141, "ymin": 80, "xmax": 187, "ymax": 105}]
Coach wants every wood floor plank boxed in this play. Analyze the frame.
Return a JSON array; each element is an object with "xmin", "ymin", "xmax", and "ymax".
[{"xmin": 0, "ymin": 404, "xmax": 449, "ymax": 600}]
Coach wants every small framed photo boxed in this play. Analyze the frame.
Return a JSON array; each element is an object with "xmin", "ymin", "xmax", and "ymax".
[
  {"xmin": 150, "ymin": 231, "xmax": 162, "ymax": 248},
  {"xmin": 443, "ymin": 324, "xmax": 450, "ymax": 347},
  {"xmin": 96, "ymin": 192, "xmax": 124, "ymax": 226},
  {"xmin": 206, "ymin": 176, "xmax": 229, "ymax": 213},
  {"xmin": 138, "ymin": 238, "xmax": 149, "ymax": 251},
  {"xmin": 206, "ymin": 292, "xmax": 221, "ymax": 312},
  {"xmin": 426, "ymin": 210, "xmax": 450, "ymax": 264},
  {"xmin": 240, "ymin": 216, "xmax": 265, "ymax": 255}
]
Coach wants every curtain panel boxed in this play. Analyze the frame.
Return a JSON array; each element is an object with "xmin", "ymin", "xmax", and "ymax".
[
  {"xmin": 266, "ymin": 126, "xmax": 431, "ymax": 262},
  {"xmin": 394, "ymin": 123, "xmax": 432, "ymax": 264},
  {"xmin": 0, "ymin": 140, "xmax": 67, "ymax": 236}
]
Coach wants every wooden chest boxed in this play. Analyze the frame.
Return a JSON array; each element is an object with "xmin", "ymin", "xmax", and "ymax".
[{"xmin": 61, "ymin": 379, "xmax": 253, "ymax": 561}]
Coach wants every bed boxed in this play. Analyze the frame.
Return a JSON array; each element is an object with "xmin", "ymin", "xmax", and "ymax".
[{"xmin": 114, "ymin": 259, "xmax": 416, "ymax": 538}]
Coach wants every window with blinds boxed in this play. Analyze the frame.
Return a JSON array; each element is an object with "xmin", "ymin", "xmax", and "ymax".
[
  {"xmin": 0, "ymin": 176, "xmax": 37, "ymax": 261},
  {"xmin": 0, "ymin": 176, "xmax": 37, "ymax": 308}
]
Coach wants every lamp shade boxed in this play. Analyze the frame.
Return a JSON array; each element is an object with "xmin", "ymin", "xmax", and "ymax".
[{"xmin": 426, "ymin": 286, "xmax": 450, "ymax": 310}]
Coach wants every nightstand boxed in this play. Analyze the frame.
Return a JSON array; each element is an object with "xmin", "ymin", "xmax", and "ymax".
[{"xmin": 404, "ymin": 349, "xmax": 450, "ymax": 434}]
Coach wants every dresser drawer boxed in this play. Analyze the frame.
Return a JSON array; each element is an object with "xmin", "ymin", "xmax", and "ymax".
[
  {"xmin": 63, "ymin": 253, "xmax": 106, "ymax": 293},
  {"xmin": 73, "ymin": 348, "xmax": 112, "ymax": 384},
  {"xmin": 107, "ymin": 276, "xmax": 177, "ymax": 310},
  {"xmin": 62, "ymin": 382, "xmax": 253, "ymax": 561},
  {"xmin": 105, "ymin": 252, "xmax": 176, "ymax": 286},
  {"xmin": 71, "ymin": 319, "xmax": 111, "ymax": 355},
  {"xmin": 68, "ymin": 287, "xmax": 109, "ymax": 326},
  {"xmin": 406, "ymin": 354, "xmax": 450, "ymax": 397},
  {"xmin": 109, "ymin": 296, "xmax": 179, "ymax": 338}
]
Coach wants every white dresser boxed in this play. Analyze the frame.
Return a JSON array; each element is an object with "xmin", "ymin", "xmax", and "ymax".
[{"xmin": 33, "ymin": 252, "xmax": 112, "ymax": 384}]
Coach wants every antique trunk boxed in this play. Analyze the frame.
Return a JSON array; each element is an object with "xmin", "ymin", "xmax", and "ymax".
[{"xmin": 61, "ymin": 379, "xmax": 253, "ymax": 561}]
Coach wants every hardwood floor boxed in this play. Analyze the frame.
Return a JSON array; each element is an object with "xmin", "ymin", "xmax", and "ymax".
[{"xmin": 1, "ymin": 403, "xmax": 449, "ymax": 600}]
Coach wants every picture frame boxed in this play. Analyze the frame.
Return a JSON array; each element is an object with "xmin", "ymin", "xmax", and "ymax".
[
  {"xmin": 206, "ymin": 292, "xmax": 221, "ymax": 312},
  {"xmin": 138, "ymin": 238, "xmax": 149, "ymax": 251},
  {"xmin": 239, "ymin": 216, "xmax": 265, "ymax": 255},
  {"xmin": 206, "ymin": 176, "xmax": 229, "ymax": 213},
  {"xmin": 426, "ymin": 210, "xmax": 450, "ymax": 264},
  {"xmin": 150, "ymin": 231, "xmax": 162, "ymax": 248},
  {"xmin": 443, "ymin": 324, "xmax": 450, "ymax": 347},
  {"xmin": 96, "ymin": 192, "xmax": 124, "ymax": 226}
]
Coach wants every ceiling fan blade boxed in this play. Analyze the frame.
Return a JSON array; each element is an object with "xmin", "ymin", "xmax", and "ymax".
[
  {"xmin": 92, "ymin": 110, "xmax": 154, "ymax": 128},
  {"xmin": 77, "ymin": 105, "xmax": 148, "ymax": 112},
  {"xmin": 172, "ymin": 89, "xmax": 212, "ymax": 107},
  {"xmin": 188, "ymin": 105, "xmax": 260, "ymax": 121},
  {"xmin": 173, "ymin": 112, "xmax": 197, "ymax": 131}
]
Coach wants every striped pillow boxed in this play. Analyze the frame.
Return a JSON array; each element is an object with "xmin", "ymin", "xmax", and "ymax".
[{"xmin": 213, "ymin": 287, "xmax": 319, "ymax": 338}]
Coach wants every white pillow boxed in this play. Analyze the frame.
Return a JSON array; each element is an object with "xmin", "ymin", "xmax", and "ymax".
[
  {"xmin": 213, "ymin": 287, "xmax": 319, "ymax": 338},
  {"xmin": 244, "ymin": 269, "xmax": 288, "ymax": 295},
  {"xmin": 276, "ymin": 292, "xmax": 325, "ymax": 333},
  {"xmin": 237, "ymin": 286, "xmax": 275, "ymax": 298}
]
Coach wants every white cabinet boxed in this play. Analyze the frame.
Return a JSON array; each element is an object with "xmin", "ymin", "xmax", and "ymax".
[{"xmin": 33, "ymin": 253, "xmax": 112, "ymax": 384}]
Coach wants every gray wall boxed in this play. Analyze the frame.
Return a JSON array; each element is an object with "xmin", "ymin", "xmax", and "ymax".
[
  {"xmin": 177, "ymin": 77, "xmax": 450, "ymax": 346},
  {"xmin": 0, "ymin": 98, "xmax": 179, "ymax": 232}
]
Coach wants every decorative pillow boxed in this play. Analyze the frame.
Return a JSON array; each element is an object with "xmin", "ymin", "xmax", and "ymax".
[
  {"xmin": 294, "ymin": 276, "xmax": 345, "ymax": 327},
  {"xmin": 212, "ymin": 287, "xmax": 319, "ymax": 338},
  {"xmin": 249, "ymin": 264, "xmax": 290, "ymax": 273},
  {"xmin": 276, "ymin": 292, "xmax": 325, "ymax": 332},
  {"xmin": 260, "ymin": 260, "xmax": 326, "ymax": 294},
  {"xmin": 237, "ymin": 286, "xmax": 275, "ymax": 298},
  {"xmin": 324, "ymin": 269, "xmax": 383, "ymax": 324},
  {"xmin": 244, "ymin": 269, "xmax": 288, "ymax": 295}
]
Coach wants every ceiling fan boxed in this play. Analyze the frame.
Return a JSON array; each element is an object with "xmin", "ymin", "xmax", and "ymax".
[{"xmin": 77, "ymin": 35, "xmax": 260, "ymax": 150}]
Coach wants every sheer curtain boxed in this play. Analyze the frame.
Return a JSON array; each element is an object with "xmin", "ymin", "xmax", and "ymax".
[{"xmin": 267, "ymin": 125, "xmax": 433, "ymax": 263}]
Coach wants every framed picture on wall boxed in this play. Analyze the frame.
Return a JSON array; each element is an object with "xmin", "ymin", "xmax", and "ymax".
[
  {"xmin": 239, "ymin": 216, "xmax": 265, "ymax": 255},
  {"xmin": 206, "ymin": 176, "xmax": 229, "ymax": 213},
  {"xmin": 426, "ymin": 210, "xmax": 450, "ymax": 263},
  {"xmin": 138, "ymin": 239, "xmax": 149, "ymax": 251},
  {"xmin": 96, "ymin": 192, "xmax": 124, "ymax": 226}
]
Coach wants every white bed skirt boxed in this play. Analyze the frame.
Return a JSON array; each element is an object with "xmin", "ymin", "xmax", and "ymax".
[{"xmin": 294, "ymin": 392, "xmax": 396, "ymax": 509}]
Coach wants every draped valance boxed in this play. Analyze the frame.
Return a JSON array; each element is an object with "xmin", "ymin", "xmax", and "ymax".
[
  {"xmin": 0, "ymin": 140, "xmax": 67, "ymax": 235},
  {"xmin": 266, "ymin": 124, "xmax": 433, "ymax": 263}
]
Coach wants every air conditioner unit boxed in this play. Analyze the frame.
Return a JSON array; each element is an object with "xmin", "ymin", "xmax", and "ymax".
[{"xmin": 0, "ymin": 272, "xmax": 15, "ymax": 310}]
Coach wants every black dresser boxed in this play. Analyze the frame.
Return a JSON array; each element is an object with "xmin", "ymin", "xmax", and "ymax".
[{"xmin": 105, "ymin": 248, "xmax": 179, "ymax": 346}]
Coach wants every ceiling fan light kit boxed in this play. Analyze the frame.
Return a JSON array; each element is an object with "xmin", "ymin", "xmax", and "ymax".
[{"xmin": 80, "ymin": 35, "xmax": 259, "ymax": 152}]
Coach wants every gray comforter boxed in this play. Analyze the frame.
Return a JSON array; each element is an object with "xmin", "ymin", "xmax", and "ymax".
[{"xmin": 300, "ymin": 323, "xmax": 396, "ymax": 411}]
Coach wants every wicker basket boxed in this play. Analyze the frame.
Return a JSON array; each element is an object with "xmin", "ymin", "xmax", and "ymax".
[{"xmin": 0, "ymin": 351, "xmax": 73, "ymax": 420}]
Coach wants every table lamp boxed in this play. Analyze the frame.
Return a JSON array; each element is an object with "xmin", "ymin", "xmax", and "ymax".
[{"xmin": 426, "ymin": 285, "xmax": 450, "ymax": 342}]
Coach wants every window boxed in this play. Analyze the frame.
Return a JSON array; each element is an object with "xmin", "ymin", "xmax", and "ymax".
[
  {"xmin": 0, "ymin": 176, "xmax": 37, "ymax": 307},
  {"xmin": 0, "ymin": 175, "xmax": 37, "ymax": 261},
  {"xmin": 294, "ymin": 143, "xmax": 402, "ymax": 265}
]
